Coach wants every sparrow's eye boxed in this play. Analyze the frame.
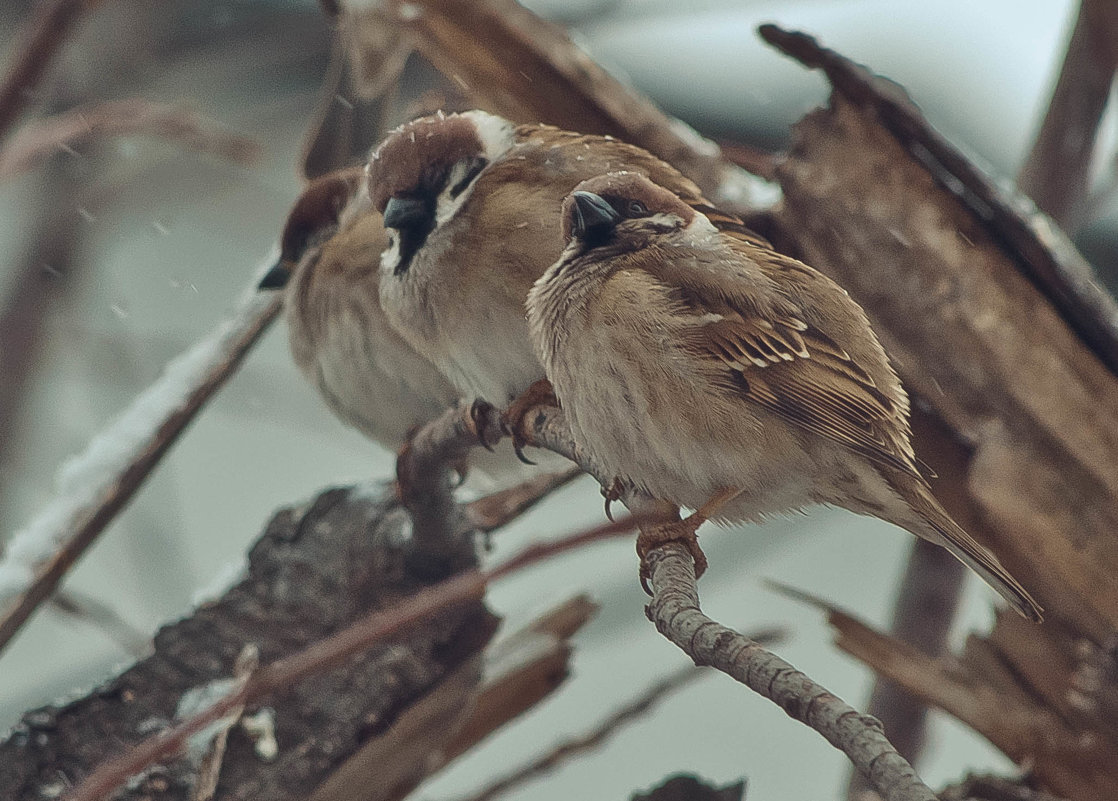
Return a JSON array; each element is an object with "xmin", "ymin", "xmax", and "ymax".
[{"xmin": 628, "ymin": 200, "xmax": 648, "ymax": 216}]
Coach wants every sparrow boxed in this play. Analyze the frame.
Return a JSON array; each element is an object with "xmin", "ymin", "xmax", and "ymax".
[
  {"xmin": 364, "ymin": 110, "xmax": 742, "ymax": 418},
  {"xmin": 258, "ymin": 167, "xmax": 460, "ymax": 452},
  {"xmin": 526, "ymin": 172, "xmax": 1042, "ymax": 622}
]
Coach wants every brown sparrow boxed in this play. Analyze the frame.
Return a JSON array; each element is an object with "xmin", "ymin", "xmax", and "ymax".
[
  {"xmin": 259, "ymin": 167, "xmax": 460, "ymax": 451},
  {"xmin": 526, "ymin": 172, "xmax": 1042, "ymax": 622},
  {"xmin": 364, "ymin": 110, "xmax": 741, "ymax": 415}
]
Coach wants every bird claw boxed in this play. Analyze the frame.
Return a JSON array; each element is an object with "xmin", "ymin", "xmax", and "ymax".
[
  {"xmin": 500, "ymin": 379, "xmax": 559, "ymax": 464},
  {"xmin": 512, "ymin": 440, "xmax": 537, "ymax": 465},
  {"xmin": 468, "ymin": 399, "xmax": 500, "ymax": 452},
  {"xmin": 601, "ymin": 478, "xmax": 624, "ymax": 522}
]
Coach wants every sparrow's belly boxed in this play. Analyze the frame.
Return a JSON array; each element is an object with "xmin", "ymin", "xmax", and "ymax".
[
  {"xmin": 442, "ymin": 313, "xmax": 545, "ymax": 405},
  {"xmin": 556, "ymin": 327, "xmax": 822, "ymax": 522},
  {"xmin": 314, "ymin": 326, "xmax": 456, "ymax": 449}
]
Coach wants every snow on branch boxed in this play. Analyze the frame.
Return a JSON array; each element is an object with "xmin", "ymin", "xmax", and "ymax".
[{"xmin": 0, "ymin": 277, "xmax": 282, "ymax": 655}]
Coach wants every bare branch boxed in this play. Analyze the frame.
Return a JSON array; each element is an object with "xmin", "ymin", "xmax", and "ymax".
[
  {"xmin": 402, "ymin": 401, "xmax": 938, "ymax": 801},
  {"xmin": 0, "ymin": 286, "xmax": 282, "ymax": 656},
  {"xmin": 0, "ymin": 97, "xmax": 260, "ymax": 181},
  {"xmin": 445, "ymin": 663, "xmax": 710, "ymax": 801},
  {"xmin": 645, "ymin": 545, "xmax": 936, "ymax": 801},
  {"xmin": 1017, "ymin": 0, "xmax": 1118, "ymax": 231},
  {"xmin": 0, "ymin": 0, "xmax": 109, "ymax": 142},
  {"xmin": 49, "ymin": 590, "xmax": 151, "ymax": 657},
  {"xmin": 444, "ymin": 627, "xmax": 782, "ymax": 801},
  {"xmin": 463, "ymin": 466, "xmax": 583, "ymax": 533}
]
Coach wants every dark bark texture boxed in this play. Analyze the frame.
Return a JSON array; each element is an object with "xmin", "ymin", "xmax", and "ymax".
[{"xmin": 0, "ymin": 485, "xmax": 495, "ymax": 801}]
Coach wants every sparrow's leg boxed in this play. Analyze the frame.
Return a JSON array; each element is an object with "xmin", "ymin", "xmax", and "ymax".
[
  {"xmin": 501, "ymin": 379, "xmax": 559, "ymax": 464},
  {"xmin": 636, "ymin": 487, "xmax": 743, "ymax": 586}
]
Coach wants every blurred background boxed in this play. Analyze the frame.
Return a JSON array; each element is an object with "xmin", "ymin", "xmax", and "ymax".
[{"xmin": 0, "ymin": 0, "xmax": 1108, "ymax": 798}]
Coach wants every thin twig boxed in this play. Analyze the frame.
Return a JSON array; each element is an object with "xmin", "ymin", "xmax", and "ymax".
[
  {"xmin": 62, "ymin": 515, "xmax": 642, "ymax": 801},
  {"xmin": 1017, "ymin": 0, "xmax": 1118, "ymax": 232},
  {"xmin": 447, "ymin": 663, "xmax": 709, "ymax": 801},
  {"xmin": 0, "ymin": 0, "xmax": 109, "ymax": 142},
  {"xmin": 0, "ymin": 285, "xmax": 282, "ymax": 656},
  {"xmin": 463, "ymin": 466, "xmax": 583, "ymax": 533},
  {"xmin": 847, "ymin": 539, "xmax": 965, "ymax": 800},
  {"xmin": 443, "ymin": 627, "xmax": 783, "ymax": 801},
  {"xmin": 0, "ymin": 152, "xmax": 83, "ymax": 493},
  {"xmin": 0, "ymin": 97, "xmax": 260, "ymax": 181},
  {"xmin": 49, "ymin": 590, "xmax": 151, "ymax": 657}
]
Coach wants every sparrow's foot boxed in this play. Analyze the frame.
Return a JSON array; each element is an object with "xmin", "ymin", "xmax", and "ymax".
[
  {"xmin": 501, "ymin": 379, "xmax": 559, "ymax": 464},
  {"xmin": 634, "ymin": 488, "xmax": 742, "ymax": 589},
  {"xmin": 468, "ymin": 399, "xmax": 502, "ymax": 452},
  {"xmin": 601, "ymin": 477, "xmax": 625, "ymax": 522},
  {"xmin": 637, "ymin": 514, "xmax": 709, "ymax": 590}
]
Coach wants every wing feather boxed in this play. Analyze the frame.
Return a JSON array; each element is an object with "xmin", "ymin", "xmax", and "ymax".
[{"xmin": 660, "ymin": 225, "xmax": 921, "ymax": 477}]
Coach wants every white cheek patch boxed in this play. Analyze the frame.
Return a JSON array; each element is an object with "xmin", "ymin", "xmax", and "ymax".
[
  {"xmin": 381, "ymin": 232, "xmax": 402, "ymax": 275},
  {"xmin": 435, "ymin": 160, "xmax": 481, "ymax": 227}
]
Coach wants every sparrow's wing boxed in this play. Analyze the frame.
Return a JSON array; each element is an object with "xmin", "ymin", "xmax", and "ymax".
[{"xmin": 664, "ymin": 240, "xmax": 921, "ymax": 478}]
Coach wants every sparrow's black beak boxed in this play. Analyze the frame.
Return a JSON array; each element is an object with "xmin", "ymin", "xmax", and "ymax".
[
  {"xmin": 570, "ymin": 191, "xmax": 620, "ymax": 242},
  {"xmin": 383, "ymin": 196, "xmax": 431, "ymax": 230},
  {"xmin": 258, "ymin": 260, "xmax": 290, "ymax": 290}
]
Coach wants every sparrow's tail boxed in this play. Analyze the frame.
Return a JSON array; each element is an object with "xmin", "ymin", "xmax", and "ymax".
[{"xmin": 891, "ymin": 475, "xmax": 1043, "ymax": 623}]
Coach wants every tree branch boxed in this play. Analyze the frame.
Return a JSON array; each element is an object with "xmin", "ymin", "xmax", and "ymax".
[
  {"xmin": 0, "ymin": 286, "xmax": 281, "ymax": 656},
  {"xmin": 1017, "ymin": 0, "xmax": 1118, "ymax": 231},
  {"xmin": 60, "ymin": 514, "xmax": 639, "ymax": 801},
  {"xmin": 407, "ymin": 401, "xmax": 938, "ymax": 801},
  {"xmin": 0, "ymin": 0, "xmax": 109, "ymax": 142},
  {"xmin": 0, "ymin": 97, "xmax": 259, "ymax": 181},
  {"xmin": 644, "ymin": 543, "xmax": 936, "ymax": 801}
]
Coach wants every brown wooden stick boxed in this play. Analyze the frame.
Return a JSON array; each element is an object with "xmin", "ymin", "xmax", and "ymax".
[
  {"xmin": 0, "ymin": 97, "xmax": 259, "ymax": 180},
  {"xmin": 0, "ymin": 0, "xmax": 109, "ymax": 142},
  {"xmin": 463, "ymin": 466, "xmax": 583, "ymax": 533},
  {"xmin": 1017, "ymin": 0, "xmax": 1118, "ymax": 231}
]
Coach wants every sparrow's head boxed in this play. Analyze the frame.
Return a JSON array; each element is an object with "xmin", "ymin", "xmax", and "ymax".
[
  {"xmin": 366, "ymin": 110, "xmax": 518, "ymax": 275},
  {"xmin": 259, "ymin": 167, "xmax": 364, "ymax": 289},
  {"xmin": 560, "ymin": 172, "xmax": 699, "ymax": 253}
]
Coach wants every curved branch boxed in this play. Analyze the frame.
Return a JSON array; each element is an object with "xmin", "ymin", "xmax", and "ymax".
[
  {"xmin": 644, "ymin": 542, "xmax": 937, "ymax": 801},
  {"xmin": 425, "ymin": 402, "xmax": 939, "ymax": 801}
]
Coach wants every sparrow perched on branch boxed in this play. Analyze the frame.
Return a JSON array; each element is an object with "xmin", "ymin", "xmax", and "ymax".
[
  {"xmin": 526, "ymin": 172, "xmax": 1042, "ymax": 622},
  {"xmin": 365, "ymin": 110, "xmax": 739, "ymax": 417},
  {"xmin": 259, "ymin": 168, "xmax": 460, "ymax": 451}
]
